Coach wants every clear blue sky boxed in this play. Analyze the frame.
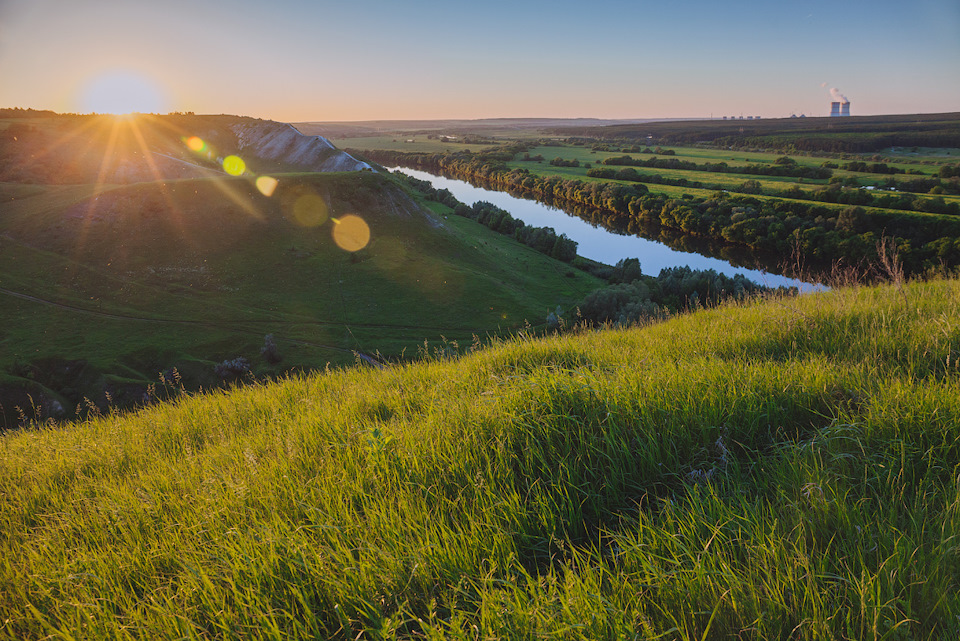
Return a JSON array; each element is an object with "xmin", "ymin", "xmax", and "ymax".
[{"xmin": 1, "ymin": 0, "xmax": 957, "ymax": 121}]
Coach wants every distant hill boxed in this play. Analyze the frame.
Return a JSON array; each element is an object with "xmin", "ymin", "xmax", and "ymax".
[
  {"xmin": 545, "ymin": 112, "xmax": 960, "ymax": 152},
  {"xmin": 0, "ymin": 112, "xmax": 369, "ymax": 184},
  {"xmin": 294, "ymin": 117, "xmax": 668, "ymax": 139}
]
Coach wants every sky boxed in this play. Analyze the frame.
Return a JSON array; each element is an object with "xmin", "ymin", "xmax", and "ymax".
[{"xmin": 1, "ymin": 0, "xmax": 958, "ymax": 122}]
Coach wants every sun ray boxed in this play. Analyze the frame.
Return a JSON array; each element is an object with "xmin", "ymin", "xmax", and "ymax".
[
  {"xmin": 46, "ymin": 112, "xmax": 275, "ymax": 286},
  {"xmin": 19, "ymin": 115, "xmax": 102, "ymax": 169},
  {"xmin": 129, "ymin": 120, "xmax": 164, "ymax": 177},
  {"xmin": 69, "ymin": 117, "xmax": 123, "ymax": 265},
  {"xmin": 134, "ymin": 115, "xmax": 268, "ymax": 221},
  {"xmin": 140, "ymin": 112, "xmax": 193, "ymax": 140},
  {"xmin": 125, "ymin": 117, "xmax": 199, "ymax": 256},
  {"xmin": 139, "ymin": 114, "xmax": 267, "ymax": 222},
  {"xmin": 208, "ymin": 175, "xmax": 268, "ymax": 222}
]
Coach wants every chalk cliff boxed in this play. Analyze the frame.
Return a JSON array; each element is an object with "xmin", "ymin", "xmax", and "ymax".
[{"xmin": 231, "ymin": 121, "xmax": 371, "ymax": 172}]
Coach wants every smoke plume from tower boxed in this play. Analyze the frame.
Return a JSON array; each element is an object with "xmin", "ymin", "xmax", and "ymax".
[{"xmin": 829, "ymin": 87, "xmax": 851, "ymax": 117}]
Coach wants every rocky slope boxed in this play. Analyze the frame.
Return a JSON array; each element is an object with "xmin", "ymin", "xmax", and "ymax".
[{"xmin": 231, "ymin": 120, "xmax": 372, "ymax": 172}]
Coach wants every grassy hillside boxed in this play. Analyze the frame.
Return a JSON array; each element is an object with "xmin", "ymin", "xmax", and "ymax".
[
  {"xmin": 2, "ymin": 278, "xmax": 958, "ymax": 639},
  {"xmin": 0, "ymin": 112, "xmax": 605, "ymax": 422},
  {"xmin": 0, "ymin": 169, "xmax": 602, "ymax": 422}
]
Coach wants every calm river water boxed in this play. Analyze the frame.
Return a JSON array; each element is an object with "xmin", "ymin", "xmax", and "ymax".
[{"xmin": 391, "ymin": 167, "xmax": 819, "ymax": 291}]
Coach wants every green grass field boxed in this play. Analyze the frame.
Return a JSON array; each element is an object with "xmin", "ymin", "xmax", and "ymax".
[
  {"xmin": 0, "ymin": 168, "xmax": 602, "ymax": 422},
  {"xmin": 2, "ymin": 276, "xmax": 958, "ymax": 639},
  {"xmin": 480, "ymin": 156, "xmax": 960, "ymax": 216},
  {"xmin": 497, "ymin": 143, "xmax": 960, "ymax": 211},
  {"xmin": 331, "ymin": 115, "xmax": 960, "ymax": 225},
  {"xmin": 516, "ymin": 143, "xmax": 945, "ymax": 179},
  {"xmin": 341, "ymin": 133, "xmax": 949, "ymax": 177},
  {"xmin": 884, "ymin": 146, "xmax": 960, "ymax": 160},
  {"xmin": 330, "ymin": 136, "xmax": 498, "ymax": 155},
  {"xmin": 349, "ymin": 133, "xmax": 959, "ymax": 214},
  {"xmin": 511, "ymin": 151, "xmax": 826, "ymax": 190}
]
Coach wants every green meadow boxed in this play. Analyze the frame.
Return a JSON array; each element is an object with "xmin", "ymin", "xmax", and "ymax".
[
  {"xmin": 329, "ymin": 136, "xmax": 498, "ymax": 155},
  {"xmin": 476, "ymin": 156, "xmax": 959, "ymax": 216},
  {"xmin": 347, "ymin": 133, "xmax": 960, "ymax": 213},
  {"xmin": 0, "ymin": 167, "xmax": 601, "ymax": 422},
  {"xmin": 337, "ymin": 134, "xmax": 947, "ymax": 179},
  {"xmin": 2, "ymin": 276, "xmax": 959, "ymax": 639},
  {"xmin": 511, "ymin": 143, "xmax": 947, "ymax": 184}
]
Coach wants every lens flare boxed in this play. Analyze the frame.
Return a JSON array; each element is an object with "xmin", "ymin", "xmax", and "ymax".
[
  {"xmin": 293, "ymin": 194, "xmax": 329, "ymax": 227},
  {"xmin": 332, "ymin": 215, "xmax": 371, "ymax": 252},
  {"xmin": 185, "ymin": 136, "xmax": 206, "ymax": 152},
  {"xmin": 223, "ymin": 155, "xmax": 246, "ymax": 176},
  {"xmin": 256, "ymin": 176, "xmax": 279, "ymax": 197}
]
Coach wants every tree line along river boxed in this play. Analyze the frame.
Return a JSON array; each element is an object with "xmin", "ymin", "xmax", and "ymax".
[{"xmin": 391, "ymin": 167, "xmax": 820, "ymax": 292}]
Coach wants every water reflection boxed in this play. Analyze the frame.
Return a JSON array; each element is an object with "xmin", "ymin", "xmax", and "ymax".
[{"xmin": 392, "ymin": 167, "xmax": 823, "ymax": 292}]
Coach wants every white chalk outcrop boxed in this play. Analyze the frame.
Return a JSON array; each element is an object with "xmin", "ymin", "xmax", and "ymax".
[{"xmin": 231, "ymin": 121, "xmax": 372, "ymax": 172}]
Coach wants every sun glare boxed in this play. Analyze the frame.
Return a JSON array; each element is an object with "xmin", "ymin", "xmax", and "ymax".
[{"xmin": 79, "ymin": 70, "xmax": 167, "ymax": 115}]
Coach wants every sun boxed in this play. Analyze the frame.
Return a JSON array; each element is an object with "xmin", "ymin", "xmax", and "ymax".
[{"xmin": 78, "ymin": 70, "xmax": 168, "ymax": 116}]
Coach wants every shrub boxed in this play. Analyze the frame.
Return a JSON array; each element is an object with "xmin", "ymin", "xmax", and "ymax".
[
  {"xmin": 260, "ymin": 334, "xmax": 282, "ymax": 365},
  {"xmin": 214, "ymin": 357, "xmax": 251, "ymax": 379}
]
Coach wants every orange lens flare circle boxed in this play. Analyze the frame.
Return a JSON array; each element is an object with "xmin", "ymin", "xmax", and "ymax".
[
  {"xmin": 223, "ymin": 155, "xmax": 246, "ymax": 176},
  {"xmin": 256, "ymin": 176, "xmax": 279, "ymax": 197},
  {"xmin": 186, "ymin": 136, "xmax": 205, "ymax": 152},
  {"xmin": 332, "ymin": 215, "xmax": 371, "ymax": 252},
  {"xmin": 293, "ymin": 194, "xmax": 329, "ymax": 227}
]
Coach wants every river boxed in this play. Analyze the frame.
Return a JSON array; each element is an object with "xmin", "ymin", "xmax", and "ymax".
[{"xmin": 391, "ymin": 167, "xmax": 820, "ymax": 291}]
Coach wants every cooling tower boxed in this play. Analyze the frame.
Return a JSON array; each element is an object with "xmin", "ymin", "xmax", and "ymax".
[
  {"xmin": 830, "ymin": 102, "xmax": 841, "ymax": 117},
  {"xmin": 840, "ymin": 101, "xmax": 850, "ymax": 117}
]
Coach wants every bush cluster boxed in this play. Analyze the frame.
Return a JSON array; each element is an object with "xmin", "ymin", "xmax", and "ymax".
[
  {"xmin": 214, "ymin": 357, "xmax": 251, "ymax": 379},
  {"xmin": 571, "ymin": 262, "xmax": 780, "ymax": 326}
]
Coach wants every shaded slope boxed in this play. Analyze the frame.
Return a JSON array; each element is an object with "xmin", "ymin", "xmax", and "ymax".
[{"xmin": 0, "ymin": 171, "xmax": 602, "ymax": 420}]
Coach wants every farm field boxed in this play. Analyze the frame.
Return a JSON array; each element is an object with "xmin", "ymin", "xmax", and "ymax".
[
  {"xmin": 347, "ymin": 134, "xmax": 959, "ymax": 210},
  {"xmin": 515, "ymin": 143, "xmax": 945, "ymax": 176},
  {"xmin": 358, "ymin": 146, "xmax": 959, "ymax": 216},
  {"xmin": 501, "ymin": 147, "xmax": 960, "ymax": 209},
  {"xmin": 340, "ymin": 112, "xmax": 960, "ymax": 202},
  {"xmin": 550, "ymin": 112, "xmax": 960, "ymax": 152},
  {"xmin": 339, "ymin": 134, "xmax": 960, "ymax": 171},
  {"xmin": 329, "ymin": 135, "xmax": 498, "ymax": 155}
]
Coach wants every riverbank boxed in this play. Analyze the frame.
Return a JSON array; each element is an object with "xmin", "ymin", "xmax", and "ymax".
[{"xmin": 390, "ymin": 166, "xmax": 818, "ymax": 290}]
